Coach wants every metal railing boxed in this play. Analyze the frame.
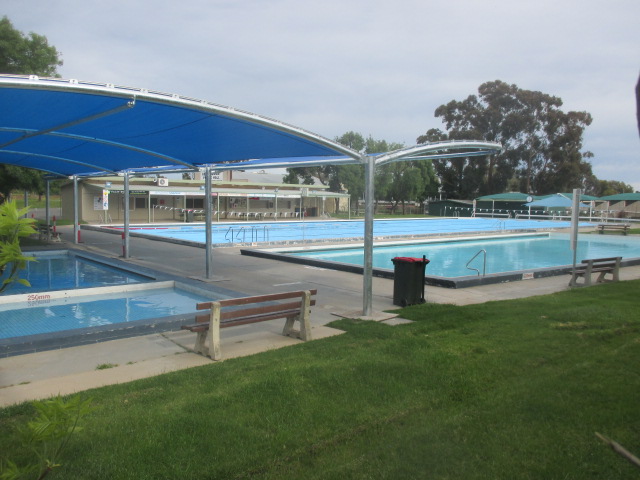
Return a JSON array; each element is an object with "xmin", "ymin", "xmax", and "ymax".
[{"xmin": 466, "ymin": 249, "xmax": 487, "ymax": 276}]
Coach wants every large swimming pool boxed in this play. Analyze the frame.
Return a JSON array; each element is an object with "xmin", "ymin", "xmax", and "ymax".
[
  {"xmin": 242, "ymin": 233, "xmax": 640, "ymax": 288},
  {"xmin": 289, "ymin": 233, "xmax": 640, "ymax": 275},
  {"xmin": 103, "ymin": 217, "xmax": 586, "ymax": 245}
]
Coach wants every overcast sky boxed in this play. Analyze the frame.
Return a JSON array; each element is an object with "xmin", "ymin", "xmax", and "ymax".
[{"xmin": 4, "ymin": 0, "xmax": 639, "ymax": 190}]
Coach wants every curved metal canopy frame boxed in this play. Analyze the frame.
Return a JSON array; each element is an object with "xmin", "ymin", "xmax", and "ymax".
[{"xmin": 0, "ymin": 74, "xmax": 502, "ymax": 317}]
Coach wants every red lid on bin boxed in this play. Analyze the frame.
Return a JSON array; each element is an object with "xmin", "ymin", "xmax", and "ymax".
[{"xmin": 392, "ymin": 256, "xmax": 430, "ymax": 263}]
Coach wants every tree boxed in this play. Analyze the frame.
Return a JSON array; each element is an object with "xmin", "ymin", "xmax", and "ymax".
[
  {"xmin": 0, "ymin": 16, "xmax": 62, "ymax": 76},
  {"xmin": 283, "ymin": 132, "xmax": 439, "ymax": 213},
  {"xmin": 596, "ymin": 179, "xmax": 635, "ymax": 197},
  {"xmin": 0, "ymin": 16, "xmax": 63, "ymax": 202},
  {"xmin": 419, "ymin": 80, "xmax": 594, "ymax": 197},
  {"xmin": 0, "ymin": 165, "xmax": 45, "ymax": 203}
]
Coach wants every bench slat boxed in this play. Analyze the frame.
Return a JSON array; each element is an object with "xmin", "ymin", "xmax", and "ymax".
[
  {"xmin": 581, "ymin": 257, "xmax": 621, "ymax": 263},
  {"xmin": 220, "ymin": 299, "xmax": 315, "ymax": 321},
  {"xmin": 182, "ymin": 308, "xmax": 307, "ymax": 332},
  {"xmin": 197, "ymin": 289, "xmax": 317, "ymax": 310},
  {"xmin": 193, "ymin": 299, "xmax": 316, "ymax": 324}
]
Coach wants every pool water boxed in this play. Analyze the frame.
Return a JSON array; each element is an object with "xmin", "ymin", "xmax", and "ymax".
[
  {"xmin": 287, "ymin": 233, "xmax": 640, "ymax": 278},
  {"xmin": 1, "ymin": 251, "xmax": 150, "ymax": 295},
  {"xmin": 114, "ymin": 217, "xmax": 585, "ymax": 244},
  {"xmin": 0, "ymin": 285, "xmax": 213, "ymax": 339}
]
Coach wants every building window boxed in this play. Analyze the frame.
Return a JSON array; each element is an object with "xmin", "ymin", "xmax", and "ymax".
[{"xmin": 134, "ymin": 197, "xmax": 146, "ymax": 209}]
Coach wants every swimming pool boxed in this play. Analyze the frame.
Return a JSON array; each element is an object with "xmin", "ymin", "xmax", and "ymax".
[
  {"xmin": 0, "ymin": 249, "xmax": 242, "ymax": 356},
  {"xmin": 242, "ymin": 233, "xmax": 640, "ymax": 288},
  {"xmin": 0, "ymin": 280, "xmax": 228, "ymax": 357},
  {"xmin": 1, "ymin": 250, "xmax": 151, "ymax": 295},
  {"xmin": 0, "ymin": 282, "xmax": 214, "ymax": 340},
  {"xmin": 96, "ymin": 217, "xmax": 586, "ymax": 246}
]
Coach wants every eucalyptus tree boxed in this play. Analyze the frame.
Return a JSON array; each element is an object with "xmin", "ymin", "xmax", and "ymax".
[
  {"xmin": 419, "ymin": 80, "xmax": 594, "ymax": 197},
  {"xmin": 0, "ymin": 17, "xmax": 64, "ymax": 201},
  {"xmin": 0, "ymin": 16, "xmax": 62, "ymax": 76}
]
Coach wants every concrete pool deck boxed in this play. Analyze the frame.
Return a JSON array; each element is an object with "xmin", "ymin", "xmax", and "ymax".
[{"xmin": 2, "ymin": 225, "xmax": 640, "ymax": 407}]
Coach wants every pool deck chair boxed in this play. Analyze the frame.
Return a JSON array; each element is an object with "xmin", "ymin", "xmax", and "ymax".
[{"xmin": 181, "ymin": 290, "xmax": 316, "ymax": 360}]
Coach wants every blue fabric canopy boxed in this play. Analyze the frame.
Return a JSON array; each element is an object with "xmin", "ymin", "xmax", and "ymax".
[
  {"xmin": 0, "ymin": 76, "xmax": 358, "ymax": 177},
  {"xmin": 0, "ymin": 75, "xmax": 501, "ymax": 178}
]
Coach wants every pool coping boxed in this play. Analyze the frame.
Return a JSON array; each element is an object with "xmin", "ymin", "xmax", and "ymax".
[
  {"xmin": 240, "ymin": 234, "xmax": 640, "ymax": 289},
  {"xmin": 1, "ymin": 248, "xmax": 243, "ymax": 358}
]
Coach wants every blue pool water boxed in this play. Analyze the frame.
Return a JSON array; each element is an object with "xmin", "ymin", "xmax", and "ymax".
[
  {"xmin": 286, "ymin": 233, "xmax": 640, "ymax": 278},
  {"xmin": 114, "ymin": 217, "xmax": 583, "ymax": 244},
  {"xmin": 1, "ymin": 251, "xmax": 150, "ymax": 295},
  {"xmin": 0, "ymin": 286, "xmax": 212, "ymax": 339}
]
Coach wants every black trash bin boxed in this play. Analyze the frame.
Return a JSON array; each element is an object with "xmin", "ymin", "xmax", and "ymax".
[{"xmin": 391, "ymin": 256, "xmax": 429, "ymax": 306}]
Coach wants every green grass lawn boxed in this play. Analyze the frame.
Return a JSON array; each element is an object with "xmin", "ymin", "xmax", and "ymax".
[
  {"xmin": 12, "ymin": 194, "xmax": 62, "ymax": 210},
  {"xmin": 1, "ymin": 281, "xmax": 639, "ymax": 479}
]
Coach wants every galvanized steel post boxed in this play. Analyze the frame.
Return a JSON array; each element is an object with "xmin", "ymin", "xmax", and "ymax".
[
  {"xmin": 363, "ymin": 155, "xmax": 375, "ymax": 316},
  {"xmin": 205, "ymin": 166, "xmax": 213, "ymax": 278},
  {"xmin": 123, "ymin": 172, "xmax": 130, "ymax": 258},
  {"xmin": 73, "ymin": 176, "xmax": 79, "ymax": 244},
  {"xmin": 45, "ymin": 179, "xmax": 50, "ymax": 239}
]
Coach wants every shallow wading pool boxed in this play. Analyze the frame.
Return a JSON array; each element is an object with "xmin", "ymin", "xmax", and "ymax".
[
  {"xmin": 0, "ymin": 250, "xmax": 237, "ymax": 357},
  {"xmin": 0, "ymin": 250, "xmax": 151, "ymax": 295}
]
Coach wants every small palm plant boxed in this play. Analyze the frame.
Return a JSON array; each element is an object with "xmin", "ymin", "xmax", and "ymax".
[{"xmin": 0, "ymin": 200, "xmax": 37, "ymax": 293}]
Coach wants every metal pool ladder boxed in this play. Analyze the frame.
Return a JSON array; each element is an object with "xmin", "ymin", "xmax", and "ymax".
[{"xmin": 466, "ymin": 249, "xmax": 487, "ymax": 276}]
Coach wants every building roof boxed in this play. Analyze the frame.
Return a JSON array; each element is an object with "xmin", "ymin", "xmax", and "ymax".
[
  {"xmin": 476, "ymin": 192, "xmax": 537, "ymax": 202},
  {"xmin": 598, "ymin": 193, "xmax": 640, "ymax": 201}
]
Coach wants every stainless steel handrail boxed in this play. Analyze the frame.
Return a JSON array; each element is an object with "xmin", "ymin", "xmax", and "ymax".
[{"xmin": 466, "ymin": 249, "xmax": 487, "ymax": 276}]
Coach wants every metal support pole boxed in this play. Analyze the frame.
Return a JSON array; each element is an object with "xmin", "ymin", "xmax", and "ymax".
[
  {"xmin": 73, "ymin": 176, "xmax": 79, "ymax": 244},
  {"xmin": 45, "ymin": 179, "xmax": 51, "ymax": 240},
  {"xmin": 23, "ymin": 191, "xmax": 28, "ymax": 218},
  {"xmin": 205, "ymin": 167, "xmax": 213, "ymax": 279},
  {"xmin": 363, "ymin": 156, "xmax": 375, "ymax": 316},
  {"xmin": 275, "ymin": 190, "xmax": 278, "ymax": 220},
  {"xmin": 124, "ymin": 173, "xmax": 130, "ymax": 258},
  {"xmin": 570, "ymin": 188, "xmax": 581, "ymax": 279}
]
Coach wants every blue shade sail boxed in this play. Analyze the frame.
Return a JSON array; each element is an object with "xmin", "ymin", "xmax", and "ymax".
[{"xmin": 0, "ymin": 76, "xmax": 354, "ymax": 177}]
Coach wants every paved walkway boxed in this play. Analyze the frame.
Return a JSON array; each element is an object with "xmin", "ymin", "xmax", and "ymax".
[{"xmin": 2, "ymin": 226, "xmax": 639, "ymax": 407}]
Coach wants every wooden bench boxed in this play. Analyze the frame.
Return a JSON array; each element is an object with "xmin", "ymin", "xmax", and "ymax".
[
  {"xmin": 181, "ymin": 290, "xmax": 316, "ymax": 360},
  {"xmin": 569, "ymin": 257, "xmax": 621, "ymax": 287},
  {"xmin": 597, "ymin": 224, "xmax": 630, "ymax": 235}
]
